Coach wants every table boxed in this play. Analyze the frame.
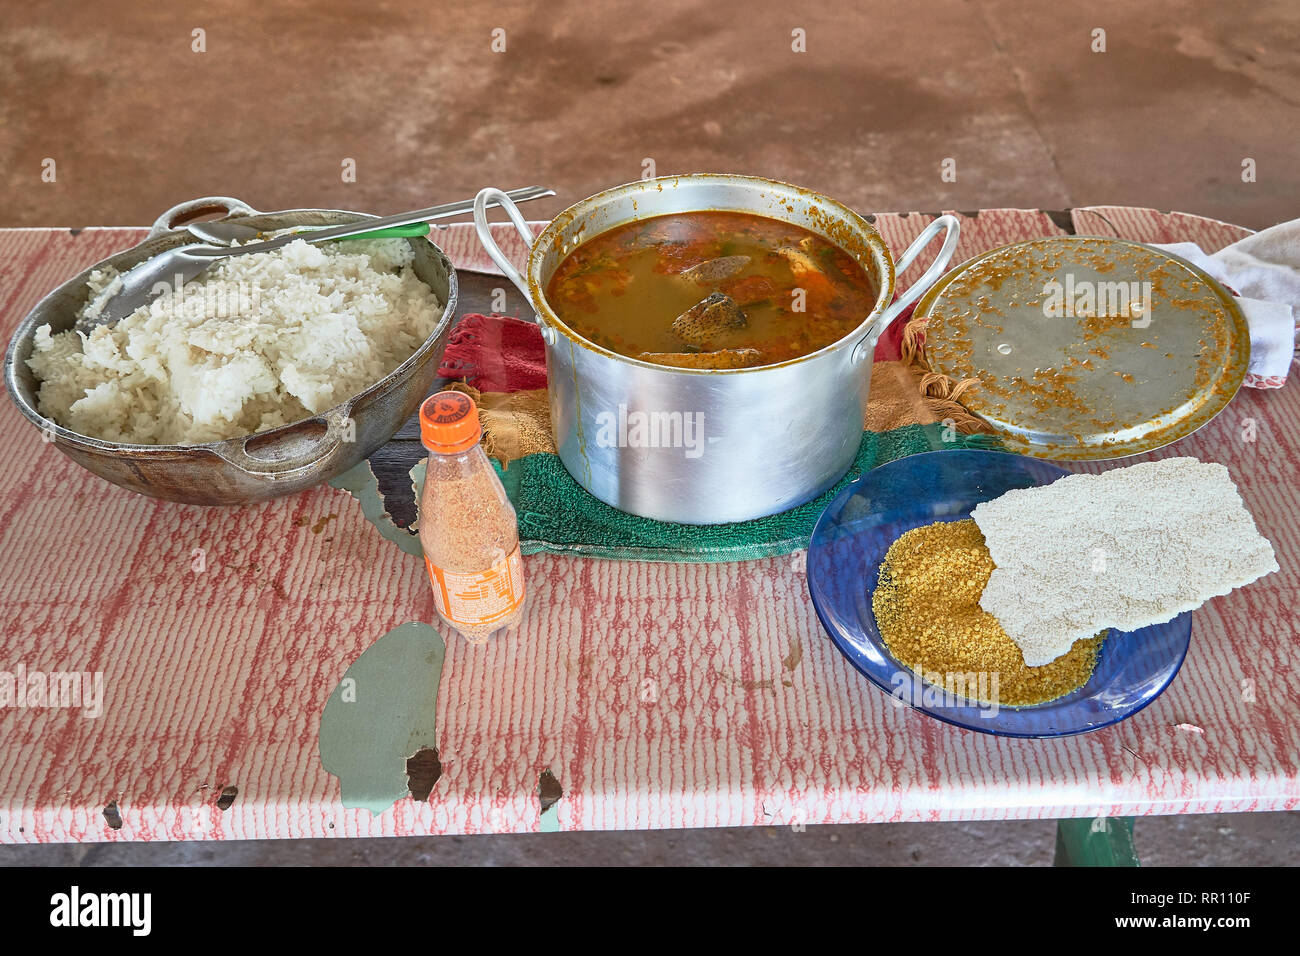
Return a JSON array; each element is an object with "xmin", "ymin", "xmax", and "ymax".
[{"xmin": 0, "ymin": 208, "xmax": 1295, "ymax": 850}]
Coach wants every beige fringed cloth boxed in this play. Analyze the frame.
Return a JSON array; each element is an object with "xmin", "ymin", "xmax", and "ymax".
[{"xmin": 899, "ymin": 314, "xmax": 992, "ymax": 435}]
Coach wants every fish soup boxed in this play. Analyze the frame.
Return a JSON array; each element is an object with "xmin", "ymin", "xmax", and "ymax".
[{"xmin": 545, "ymin": 211, "xmax": 878, "ymax": 369}]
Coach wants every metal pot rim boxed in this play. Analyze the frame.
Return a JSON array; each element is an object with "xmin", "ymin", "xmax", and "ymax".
[
  {"xmin": 4, "ymin": 205, "xmax": 457, "ymax": 454},
  {"xmin": 523, "ymin": 174, "xmax": 898, "ymax": 374}
]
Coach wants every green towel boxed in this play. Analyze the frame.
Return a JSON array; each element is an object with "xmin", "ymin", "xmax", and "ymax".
[{"xmin": 492, "ymin": 424, "xmax": 1003, "ymax": 563}]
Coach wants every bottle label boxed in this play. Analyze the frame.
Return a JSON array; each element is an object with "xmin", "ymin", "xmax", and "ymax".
[{"xmin": 424, "ymin": 546, "xmax": 525, "ymax": 628}]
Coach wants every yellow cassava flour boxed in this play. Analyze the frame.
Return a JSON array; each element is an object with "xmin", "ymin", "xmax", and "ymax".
[
  {"xmin": 972, "ymin": 457, "xmax": 1278, "ymax": 666},
  {"xmin": 872, "ymin": 519, "xmax": 1105, "ymax": 706},
  {"xmin": 27, "ymin": 236, "xmax": 443, "ymax": 445}
]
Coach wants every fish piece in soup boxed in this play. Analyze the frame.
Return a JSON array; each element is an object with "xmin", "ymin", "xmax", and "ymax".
[
  {"xmin": 671, "ymin": 292, "xmax": 747, "ymax": 348},
  {"xmin": 678, "ymin": 255, "xmax": 751, "ymax": 284}
]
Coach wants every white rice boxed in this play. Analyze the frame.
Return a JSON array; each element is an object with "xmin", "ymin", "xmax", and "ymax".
[{"xmin": 27, "ymin": 235, "xmax": 443, "ymax": 445}]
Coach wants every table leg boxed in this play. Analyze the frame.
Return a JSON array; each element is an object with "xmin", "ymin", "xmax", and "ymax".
[{"xmin": 1053, "ymin": 816, "xmax": 1140, "ymax": 866}]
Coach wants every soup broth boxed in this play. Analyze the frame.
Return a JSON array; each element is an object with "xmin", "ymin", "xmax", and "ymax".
[{"xmin": 545, "ymin": 211, "xmax": 878, "ymax": 368}]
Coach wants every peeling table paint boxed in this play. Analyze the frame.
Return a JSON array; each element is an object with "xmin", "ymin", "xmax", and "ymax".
[
  {"xmin": 328, "ymin": 461, "xmax": 423, "ymax": 558},
  {"xmin": 318, "ymin": 622, "xmax": 446, "ymax": 815},
  {"xmin": 538, "ymin": 770, "xmax": 563, "ymax": 833}
]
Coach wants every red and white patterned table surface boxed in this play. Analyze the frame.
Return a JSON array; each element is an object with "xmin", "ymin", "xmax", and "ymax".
[{"xmin": 0, "ymin": 207, "xmax": 1295, "ymax": 843}]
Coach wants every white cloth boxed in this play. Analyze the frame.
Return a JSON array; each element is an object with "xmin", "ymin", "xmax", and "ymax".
[{"xmin": 1157, "ymin": 220, "xmax": 1300, "ymax": 388}]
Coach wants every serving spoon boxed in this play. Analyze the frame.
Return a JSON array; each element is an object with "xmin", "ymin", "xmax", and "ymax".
[{"xmin": 79, "ymin": 185, "xmax": 554, "ymax": 333}]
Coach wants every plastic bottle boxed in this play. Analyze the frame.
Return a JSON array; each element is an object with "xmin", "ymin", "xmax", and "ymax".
[{"xmin": 418, "ymin": 390, "xmax": 526, "ymax": 642}]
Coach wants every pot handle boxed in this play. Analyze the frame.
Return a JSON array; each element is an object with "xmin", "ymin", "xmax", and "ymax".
[
  {"xmin": 851, "ymin": 213, "xmax": 961, "ymax": 364},
  {"xmin": 213, "ymin": 408, "xmax": 348, "ymax": 477},
  {"xmin": 149, "ymin": 196, "xmax": 259, "ymax": 239},
  {"xmin": 473, "ymin": 187, "xmax": 537, "ymax": 302}
]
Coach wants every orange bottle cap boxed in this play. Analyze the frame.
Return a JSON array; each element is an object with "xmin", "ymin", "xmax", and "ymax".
[{"xmin": 419, "ymin": 391, "xmax": 481, "ymax": 452}]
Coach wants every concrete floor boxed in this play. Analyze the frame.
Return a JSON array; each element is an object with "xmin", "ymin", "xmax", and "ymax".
[
  {"xmin": 2, "ymin": 0, "xmax": 1298, "ymax": 865},
  {"xmin": 3, "ymin": 0, "xmax": 1299, "ymax": 231}
]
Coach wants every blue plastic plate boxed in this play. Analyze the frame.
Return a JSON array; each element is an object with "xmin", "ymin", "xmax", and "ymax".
[{"xmin": 807, "ymin": 449, "xmax": 1192, "ymax": 737}]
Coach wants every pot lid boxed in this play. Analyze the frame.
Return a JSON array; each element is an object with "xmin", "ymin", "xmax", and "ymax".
[{"xmin": 913, "ymin": 236, "xmax": 1250, "ymax": 460}]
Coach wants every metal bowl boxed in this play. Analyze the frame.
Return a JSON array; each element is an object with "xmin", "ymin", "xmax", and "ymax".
[{"xmin": 4, "ymin": 197, "xmax": 457, "ymax": 506}]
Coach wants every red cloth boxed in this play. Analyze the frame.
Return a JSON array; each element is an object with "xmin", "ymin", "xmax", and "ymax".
[
  {"xmin": 438, "ymin": 314, "xmax": 547, "ymax": 393},
  {"xmin": 871, "ymin": 301, "xmax": 915, "ymax": 362}
]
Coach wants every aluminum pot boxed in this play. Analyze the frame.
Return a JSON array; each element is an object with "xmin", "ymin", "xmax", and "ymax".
[
  {"xmin": 4, "ymin": 196, "xmax": 457, "ymax": 505},
  {"xmin": 474, "ymin": 174, "xmax": 959, "ymax": 525}
]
